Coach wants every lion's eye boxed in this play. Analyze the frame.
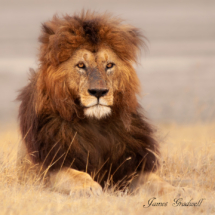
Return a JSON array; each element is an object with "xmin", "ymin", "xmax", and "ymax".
[
  {"xmin": 77, "ymin": 62, "xmax": 86, "ymax": 69},
  {"xmin": 106, "ymin": 63, "xmax": 114, "ymax": 69}
]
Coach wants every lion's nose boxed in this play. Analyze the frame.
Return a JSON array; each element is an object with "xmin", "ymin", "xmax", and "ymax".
[{"xmin": 88, "ymin": 89, "xmax": 109, "ymax": 99}]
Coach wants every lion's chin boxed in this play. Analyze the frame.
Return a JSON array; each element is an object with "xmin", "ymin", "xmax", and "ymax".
[{"xmin": 84, "ymin": 105, "xmax": 111, "ymax": 119}]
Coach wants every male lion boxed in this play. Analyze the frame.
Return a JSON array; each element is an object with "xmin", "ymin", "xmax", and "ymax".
[{"xmin": 17, "ymin": 12, "xmax": 183, "ymax": 196}]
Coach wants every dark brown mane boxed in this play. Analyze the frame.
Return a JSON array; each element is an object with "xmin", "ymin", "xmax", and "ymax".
[
  {"xmin": 39, "ymin": 11, "xmax": 144, "ymax": 66},
  {"xmin": 17, "ymin": 11, "xmax": 159, "ymax": 188}
]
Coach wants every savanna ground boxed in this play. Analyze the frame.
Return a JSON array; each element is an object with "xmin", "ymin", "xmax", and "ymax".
[
  {"xmin": 1, "ymin": 1, "xmax": 215, "ymax": 214},
  {"xmin": 0, "ymin": 122, "xmax": 214, "ymax": 215}
]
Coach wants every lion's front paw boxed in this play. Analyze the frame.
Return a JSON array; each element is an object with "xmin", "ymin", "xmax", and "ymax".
[
  {"xmin": 49, "ymin": 168, "xmax": 103, "ymax": 196},
  {"xmin": 69, "ymin": 179, "xmax": 102, "ymax": 197}
]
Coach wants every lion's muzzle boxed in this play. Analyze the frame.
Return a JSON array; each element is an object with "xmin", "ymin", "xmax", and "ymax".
[
  {"xmin": 88, "ymin": 89, "xmax": 109, "ymax": 99},
  {"xmin": 82, "ymin": 68, "xmax": 112, "ymax": 119}
]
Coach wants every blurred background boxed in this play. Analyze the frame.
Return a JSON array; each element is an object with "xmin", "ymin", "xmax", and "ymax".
[{"xmin": 0, "ymin": 0, "xmax": 215, "ymax": 128}]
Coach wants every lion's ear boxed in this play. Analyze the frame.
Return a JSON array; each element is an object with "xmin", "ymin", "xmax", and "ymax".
[
  {"xmin": 38, "ymin": 16, "xmax": 80, "ymax": 66},
  {"xmin": 124, "ymin": 27, "xmax": 146, "ymax": 62},
  {"xmin": 127, "ymin": 28, "xmax": 143, "ymax": 47},
  {"xmin": 38, "ymin": 16, "xmax": 62, "ymax": 66},
  {"xmin": 39, "ymin": 16, "xmax": 59, "ymax": 44},
  {"xmin": 39, "ymin": 22, "xmax": 56, "ymax": 44}
]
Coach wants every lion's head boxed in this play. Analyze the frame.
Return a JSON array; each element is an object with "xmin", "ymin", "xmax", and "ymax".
[{"xmin": 36, "ymin": 12, "xmax": 144, "ymax": 126}]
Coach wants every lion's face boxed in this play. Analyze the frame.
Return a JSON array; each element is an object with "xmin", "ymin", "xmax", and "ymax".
[
  {"xmin": 58, "ymin": 46, "xmax": 128, "ymax": 119},
  {"xmin": 37, "ymin": 13, "xmax": 143, "ymax": 122}
]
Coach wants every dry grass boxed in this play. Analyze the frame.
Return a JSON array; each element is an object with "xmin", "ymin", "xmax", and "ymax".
[{"xmin": 0, "ymin": 122, "xmax": 214, "ymax": 215}]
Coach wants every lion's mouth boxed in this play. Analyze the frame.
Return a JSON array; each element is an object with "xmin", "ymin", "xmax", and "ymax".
[
  {"xmin": 84, "ymin": 99, "xmax": 110, "ymax": 108},
  {"xmin": 84, "ymin": 104, "xmax": 111, "ymax": 119},
  {"xmin": 85, "ymin": 104, "xmax": 110, "ymax": 108}
]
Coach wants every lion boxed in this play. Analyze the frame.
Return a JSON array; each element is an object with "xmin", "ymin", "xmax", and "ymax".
[{"xmin": 17, "ymin": 11, "xmax": 185, "ymax": 196}]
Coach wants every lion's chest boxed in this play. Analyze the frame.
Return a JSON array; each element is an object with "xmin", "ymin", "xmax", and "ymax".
[{"xmin": 70, "ymin": 121, "xmax": 140, "ymax": 186}]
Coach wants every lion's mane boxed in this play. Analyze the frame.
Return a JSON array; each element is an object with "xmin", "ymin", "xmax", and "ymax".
[{"xmin": 18, "ymin": 11, "xmax": 159, "ymax": 187}]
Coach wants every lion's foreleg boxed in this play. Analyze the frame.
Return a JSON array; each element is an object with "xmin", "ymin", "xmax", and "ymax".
[
  {"xmin": 49, "ymin": 168, "xmax": 102, "ymax": 196},
  {"xmin": 129, "ymin": 173, "xmax": 185, "ymax": 196}
]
